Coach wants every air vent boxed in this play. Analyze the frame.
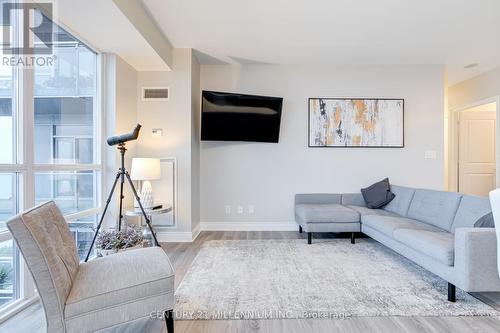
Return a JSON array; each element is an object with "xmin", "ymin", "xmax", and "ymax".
[{"xmin": 142, "ymin": 87, "xmax": 169, "ymax": 101}]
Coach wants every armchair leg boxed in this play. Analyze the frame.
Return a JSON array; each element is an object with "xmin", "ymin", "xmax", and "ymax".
[
  {"xmin": 307, "ymin": 232, "xmax": 312, "ymax": 244},
  {"xmin": 299, "ymin": 225, "xmax": 303, "ymax": 233},
  {"xmin": 448, "ymin": 283, "xmax": 456, "ymax": 302},
  {"xmin": 164, "ymin": 310, "xmax": 174, "ymax": 333},
  {"xmin": 351, "ymin": 232, "xmax": 355, "ymax": 244}
]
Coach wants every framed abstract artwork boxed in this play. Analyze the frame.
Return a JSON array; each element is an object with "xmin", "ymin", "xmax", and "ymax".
[{"xmin": 308, "ymin": 98, "xmax": 404, "ymax": 148}]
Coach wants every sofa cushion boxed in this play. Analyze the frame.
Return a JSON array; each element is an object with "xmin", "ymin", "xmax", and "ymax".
[
  {"xmin": 407, "ymin": 189, "xmax": 462, "ymax": 231},
  {"xmin": 295, "ymin": 204, "xmax": 360, "ymax": 223},
  {"xmin": 451, "ymin": 195, "xmax": 492, "ymax": 232},
  {"xmin": 361, "ymin": 215, "xmax": 442, "ymax": 238},
  {"xmin": 65, "ymin": 247, "xmax": 175, "ymax": 319},
  {"xmin": 382, "ymin": 185, "xmax": 416, "ymax": 216},
  {"xmin": 361, "ymin": 178, "xmax": 395, "ymax": 209},
  {"xmin": 393, "ymin": 228, "xmax": 455, "ymax": 266},
  {"xmin": 347, "ymin": 205, "xmax": 398, "ymax": 217}
]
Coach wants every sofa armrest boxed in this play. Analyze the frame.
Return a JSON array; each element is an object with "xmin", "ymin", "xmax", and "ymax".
[
  {"xmin": 454, "ymin": 227, "xmax": 500, "ymax": 291},
  {"xmin": 295, "ymin": 193, "xmax": 342, "ymax": 205}
]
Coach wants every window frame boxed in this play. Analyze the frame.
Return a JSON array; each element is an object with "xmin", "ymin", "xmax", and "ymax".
[{"xmin": 0, "ymin": 10, "xmax": 104, "ymax": 319}]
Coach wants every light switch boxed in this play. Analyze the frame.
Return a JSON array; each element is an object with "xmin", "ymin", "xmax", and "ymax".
[
  {"xmin": 152, "ymin": 128, "xmax": 163, "ymax": 137},
  {"xmin": 424, "ymin": 150, "xmax": 437, "ymax": 159}
]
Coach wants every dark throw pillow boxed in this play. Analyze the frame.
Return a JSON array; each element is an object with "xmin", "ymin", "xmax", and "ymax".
[
  {"xmin": 361, "ymin": 178, "xmax": 396, "ymax": 209},
  {"xmin": 474, "ymin": 212, "xmax": 495, "ymax": 228}
]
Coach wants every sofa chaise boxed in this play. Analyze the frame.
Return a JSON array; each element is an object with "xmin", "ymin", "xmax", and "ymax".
[{"xmin": 295, "ymin": 185, "xmax": 500, "ymax": 301}]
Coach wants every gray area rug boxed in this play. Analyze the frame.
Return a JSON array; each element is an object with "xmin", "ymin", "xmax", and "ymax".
[{"xmin": 174, "ymin": 239, "xmax": 498, "ymax": 319}]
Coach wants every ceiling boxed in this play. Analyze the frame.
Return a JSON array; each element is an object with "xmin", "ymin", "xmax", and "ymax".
[
  {"xmin": 53, "ymin": 0, "xmax": 169, "ymax": 71},
  {"xmin": 143, "ymin": 0, "xmax": 500, "ymax": 85}
]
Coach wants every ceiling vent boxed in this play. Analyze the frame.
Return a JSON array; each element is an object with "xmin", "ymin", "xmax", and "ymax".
[{"xmin": 142, "ymin": 87, "xmax": 169, "ymax": 101}]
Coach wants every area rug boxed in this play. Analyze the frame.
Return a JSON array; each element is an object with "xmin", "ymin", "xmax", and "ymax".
[{"xmin": 174, "ymin": 239, "xmax": 498, "ymax": 319}]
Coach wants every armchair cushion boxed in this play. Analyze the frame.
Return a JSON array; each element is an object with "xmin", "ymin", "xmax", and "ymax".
[{"xmin": 65, "ymin": 247, "xmax": 174, "ymax": 320}]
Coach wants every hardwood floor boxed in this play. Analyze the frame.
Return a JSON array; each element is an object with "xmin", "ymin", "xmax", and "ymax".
[{"xmin": 2, "ymin": 231, "xmax": 500, "ymax": 333}]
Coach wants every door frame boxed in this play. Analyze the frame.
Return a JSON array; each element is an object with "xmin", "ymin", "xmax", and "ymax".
[{"xmin": 448, "ymin": 95, "xmax": 500, "ymax": 192}]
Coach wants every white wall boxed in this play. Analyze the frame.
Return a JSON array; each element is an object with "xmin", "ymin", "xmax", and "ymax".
[
  {"xmin": 200, "ymin": 65, "xmax": 446, "ymax": 226},
  {"xmin": 191, "ymin": 55, "xmax": 201, "ymax": 231},
  {"xmin": 447, "ymin": 66, "xmax": 500, "ymax": 191},
  {"xmin": 449, "ymin": 66, "xmax": 500, "ymax": 109},
  {"xmin": 136, "ymin": 49, "xmax": 198, "ymax": 234},
  {"xmin": 104, "ymin": 54, "xmax": 138, "ymax": 228}
]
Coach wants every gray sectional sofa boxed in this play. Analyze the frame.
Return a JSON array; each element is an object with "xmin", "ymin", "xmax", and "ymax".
[{"xmin": 295, "ymin": 185, "xmax": 500, "ymax": 301}]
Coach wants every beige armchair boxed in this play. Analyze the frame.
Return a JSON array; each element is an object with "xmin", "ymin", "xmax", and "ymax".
[{"xmin": 7, "ymin": 201, "xmax": 175, "ymax": 333}]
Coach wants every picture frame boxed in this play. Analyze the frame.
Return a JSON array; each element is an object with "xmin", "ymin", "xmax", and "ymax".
[{"xmin": 308, "ymin": 98, "xmax": 404, "ymax": 148}]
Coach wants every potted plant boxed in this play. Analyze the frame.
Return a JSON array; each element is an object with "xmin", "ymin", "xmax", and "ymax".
[
  {"xmin": 0, "ymin": 266, "xmax": 11, "ymax": 289},
  {"xmin": 96, "ymin": 224, "xmax": 144, "ymax": 257}
]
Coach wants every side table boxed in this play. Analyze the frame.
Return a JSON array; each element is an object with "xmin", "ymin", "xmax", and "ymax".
[{"xmin": 125, "ymin": 204, "xmax": 172, "ymax": 246}]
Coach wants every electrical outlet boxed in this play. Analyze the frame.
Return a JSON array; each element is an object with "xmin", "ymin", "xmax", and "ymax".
[
  {"xmin": 424, "ymin": 150, "xmax": 437, "ymax": 160},
  {"xmin": 248, "ymin": 205, "xmax": 255, "ymax": 214},
  {"xmin": 237, "ymin": 205, "xmax": 244, "ymax": 214},
  {"xmin": 225, "ymin": 205, "xmax": 231, "ymax": 215}
]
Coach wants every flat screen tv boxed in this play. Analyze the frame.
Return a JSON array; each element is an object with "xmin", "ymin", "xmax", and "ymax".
[{"xmin": 201, "ymin": 91, "xmax": 283, "ymax": 143}]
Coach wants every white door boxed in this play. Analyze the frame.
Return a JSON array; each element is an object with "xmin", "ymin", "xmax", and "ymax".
[{"xmin": 458, "ymin": 110, "xmax": 496, "ymax": 196}]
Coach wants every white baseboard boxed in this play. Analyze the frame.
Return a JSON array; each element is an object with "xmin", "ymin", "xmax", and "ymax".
[
  {"xmin": 157, "ymin": 223, "xmax": 201, "ymax": 242},
  {"xmin": 157, "ymin": 222, "xmax": 297, "ymax": 242},
  {"xmin": 157, "ymin": 231, "xmax": 193, "ymax": 242},
  {"xmin": 200, "ymin": 221, "xmax": 297, "ymax": 231},
  {"xmin": 192, "ymin": 223, "xmax": 201, "ymax": 240}
]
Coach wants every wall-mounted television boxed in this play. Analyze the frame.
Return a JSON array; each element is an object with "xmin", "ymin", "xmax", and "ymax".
[{"xmin": 201, "ymin": 91, "xmax": 283, "ymax": 143}]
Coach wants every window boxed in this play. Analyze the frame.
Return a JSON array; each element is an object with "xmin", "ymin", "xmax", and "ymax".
[
  {"xmin": 34, "ymin": 170, "xmax": 98, "ymax": 216},
  {"xmin": 0, "ymin": 240, "xmax": 20, "ymax": 308},
  {"xmin": 0, "ymin": 4, "xmax": 101, "ymax": 314}
]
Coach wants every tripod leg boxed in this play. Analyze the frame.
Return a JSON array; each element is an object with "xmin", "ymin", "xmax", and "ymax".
[
  {"xmin": 85, "ymin": 172, "xmax": 121, "ymax": 262},
  {"xmin": 124, "ymin": 171, "xmax": 160, "ymax": 247},
  {"xmin": 117, "ymin": 172, "xmax": 125, "ymax": 231}
]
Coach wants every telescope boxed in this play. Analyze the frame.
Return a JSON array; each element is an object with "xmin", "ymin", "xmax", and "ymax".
[{"xmin": 107, "ymin": 124, "xmax": 142, "ymax": 146}]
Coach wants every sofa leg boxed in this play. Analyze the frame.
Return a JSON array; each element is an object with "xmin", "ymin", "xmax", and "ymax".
[
  {"xmin": 307, "ymin": 232, "xmax": 312, "ymax": 244},
  {"xmin": 164, "ymin": 310, "xmax": 174, "ymax": 333},
  {"xmin": 299, "ymin": 225, "xmax": 303, "ymax": 233},
  {"xmin": 448, "ymin": 283, "xmax": 456, "ymax": 302},
  {"xmin": 351, "ymin": 232, "xmax": 355, "ymax": 244}
]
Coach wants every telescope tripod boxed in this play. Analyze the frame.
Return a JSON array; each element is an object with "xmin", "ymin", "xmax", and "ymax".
[{"xmin": 85, "ymin": 142, "xmax": 159, "ymax": 262}]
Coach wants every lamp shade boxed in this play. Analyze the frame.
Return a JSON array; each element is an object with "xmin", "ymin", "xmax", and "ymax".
[{"xmin": 130, "ymin": 158, "xmax": 161, "ymax": 180}]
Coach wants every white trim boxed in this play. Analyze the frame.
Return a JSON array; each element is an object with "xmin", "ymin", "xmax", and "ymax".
[
  {"xmin": 31, "ymin": 164, "xmax": 102, "ymax": 171},
  {"xmin": 0, "ymin": 165, "xmax": 27, "ymax": 172},
  {"xmin": 0, "ymin": 231, "xmax": 13, "ymax": 243},
  {"xmin": 199, "ymin": 222, "xmax": 298, "ymax": 231},
  {"xmin": 156, "ymin": 223, "xmax": 201, "ymax": 243},
  {"xmin": 0, "ymin": 296, "xmax": 39, "ymax": 324},
  {"xmin": 191, "ymin": 223, "xmax": 201, "ymax": 241},
  {"xmin": 157, "ymin": 231, "xmax": 195, "ymax": 243},
  {"xmin": 157, "ymin": 222, "xmax": 297, "ymax": 242},
  {"xmin": 159, "ymin": 157, "xmax": 177, "ymax": 227},
  {"xmin": 448, "ymin": 95, "xmax": 500, "ymax": 191},
  {"xmin": 64, "ymin": 207, "xmax": 101, "ymax": 221}
]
